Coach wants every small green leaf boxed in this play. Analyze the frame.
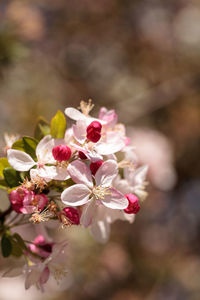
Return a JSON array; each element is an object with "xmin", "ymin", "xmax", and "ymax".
[
  {"xmin": 0, "ymin": 158, "xmax": 10, "ymax": 178},
  {"xmin": 34, "ymin": 117, "xmax": 50, "ymax": 140},
  {"xmin": 12, "ymin": 139, "xmax": 25, "ymax": 152},
  {"xmin": 23, "ymin": 137, "xmax": 38, "ymax": 160},
  {"xmin": 3, "ymin": 168, "xmax": 21, "ymax": 188},
  {"xmin": 12, "ymin": 233, "xmax": 27, "ymax": 251},
  {"xmin": 50, "ymin": 110, "xmax": 66, "ymax": 139},
  {"xmin": 10, "ymin": 239, "xmax": 23, "ymax": 257},
  {"xmin": 1, "ymin": 234, "xmax": 12, "ymax": 257}
]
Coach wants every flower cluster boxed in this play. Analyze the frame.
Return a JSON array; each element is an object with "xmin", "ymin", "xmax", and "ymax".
[{"xmin": 0, "ymin": 100, "xmax": 148, "ymax": 290}]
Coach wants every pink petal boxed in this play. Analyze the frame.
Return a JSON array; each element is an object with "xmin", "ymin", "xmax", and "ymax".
[
  {"xmin": 95, "ymin": 160, "xmax": 118, "ymax": 187},
  {"xmin": 101, "ymin": 187, "xmax": 128, "ymax": 209},
  {"xmin": 72, "ymin": 120, "xmax": 87, "ymax": 144},
  {"xmin": 67, "ymin": 160, "xmax": 93, "ymax": 188},
  {"xmin": 90, "ymin": 219, "xmax": 110, "ymax": 243},
  {"xmin": 65, "ymin": 107, "xmax": 86, "ymax": 121},
  {"xmin": 61, "ymin": 184, "xmax": 91, "ymax": 206},
  {"xmin": 95, "ymin": 132, "xmax": 125, "ymax": 155},
  {"xmin": 80, "ymin": 199, "xmax": 96, "ymax": 227},
  {"xmin": 7, "ymin": 149, "xmax": 36, "ymax": 171}
]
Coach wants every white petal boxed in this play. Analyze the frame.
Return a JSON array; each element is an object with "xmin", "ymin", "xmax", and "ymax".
[
  {"xmin": 61, "ymin": 184, "xmax": 91, "ymax": 206},
  {"xmin": 95, "ymin": 160, "xmax": 118, "ymax": 187},
  {"xmin": 36, "ymin": 135, "xmax": 59, "ymax": 164},
  {"xmin": 95, "ymin": 132, "xmax": 125, "ymax": 155},
  {"xmin": 72, "ymin": 120, "xmax": 87, "ymax": 144},
  {"xmin": 80, "ymin": 199, "xmax": 96, "ymax": 227},
  {"xmin": 37, "ymin": 166, "xmax": 69, "ymax": 181},
  {"xmin": 102, "ymin": 187, "xmax": 128, "ymax": 209},
  {"xmin": 7, "ymin": 149, "xmax": 36, "ymax": 171},
  {"xmin": 65, "ymin": 108, "xmax": 86, "ymax": 121},
  {"xmin": 65, "ymin": 107, "xmax": 107, "ymax": 126},
  {"xmin": 90, "ymin": 218, "xmax": 110, "ymax": 243},
  {"xmin": 134, "ymin": 165, "xmax": 148, "ymax": 184},
  {"xmin": 67, "ymin": 160, "xmax": 93, "ymax": 188}
]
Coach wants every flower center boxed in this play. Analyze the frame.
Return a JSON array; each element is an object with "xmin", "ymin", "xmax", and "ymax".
[{"xmin": 92, "ymin": 185, "xmax": 111, "ymax": 200}]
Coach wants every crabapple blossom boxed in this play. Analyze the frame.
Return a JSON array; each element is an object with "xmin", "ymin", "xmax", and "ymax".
[
  {"xmin": 61, "ymin": 160, "xmax": 128, "ymax": 227},
  {"xmin": 7, "ymin": 135, "xmax": 69, "ymax": 181},
  {"xmin": 0, "ymin": 100, "xmax": 149, "ymax": 291}
]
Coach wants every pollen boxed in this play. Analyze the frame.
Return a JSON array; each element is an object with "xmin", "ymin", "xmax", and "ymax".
[
  {"xmin": 92, "ymin": 185, "xmax": 111, "ymax": 200},
  {"xmin": 29, "ymin": 210, "xmax": 53, "ymax": 223}
]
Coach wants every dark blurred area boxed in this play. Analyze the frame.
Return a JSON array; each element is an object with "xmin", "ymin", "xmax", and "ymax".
[{"xmin": 0, "ymin": 1, "xmax": 200, "ymax": 299}]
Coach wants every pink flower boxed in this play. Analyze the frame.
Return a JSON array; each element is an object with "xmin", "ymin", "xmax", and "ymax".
[
  {"xmin": 124, "ymin": 193, "xmax": 140, "ymax": 214},
  {"xmin": 25, "ymin": 240, "xmax": 68, "ymax": 291},
  {"xmin": 7, "ymin": 135, "xmax": 69, "ymax": 181},
  {"xmin": 52, "ymin": 144, "xmax": 72, "ymax": 162},
  {"xmin": 9, "ymin": 188, "xmax": 48, "ymax": 214},
  {"xmin": 61, "ymin": 160, "xmax": 128, "ymax": 227},
  {"xmin": 9, "ymin": 188, "xmax": 35, "ymax": 214}
]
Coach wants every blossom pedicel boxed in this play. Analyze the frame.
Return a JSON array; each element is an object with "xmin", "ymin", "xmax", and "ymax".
[{"xmin": 0, "ymin": 100, "xmax": 148, "ymax": 291}]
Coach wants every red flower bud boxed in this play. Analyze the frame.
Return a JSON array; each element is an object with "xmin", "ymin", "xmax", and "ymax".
[
  {"xmin": 52, "ymin": 144, "xmax": 71, "ymax": 162},
  {"xmin": 86, "ymin": 121, "xmax": 102, "ymax": 143},
  {"xmin": 124, "ymin": 193, "xmax": 140, "ymax": 214},
  {"xmin": 78, "ymin": 151, "xmax": 87, "ymax": 160},
  {"xmin": 63, "ymin": 207, "xmax": 80, "ymax": 225},
  {"xmin": 90, "ymin": 160, "xmax": 103, "ymax": 175}
]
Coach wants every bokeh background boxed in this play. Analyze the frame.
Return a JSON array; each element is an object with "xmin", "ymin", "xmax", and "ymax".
[{"xmin": 0, "ymin": 1, "xmax": 200, "ymax": 299}]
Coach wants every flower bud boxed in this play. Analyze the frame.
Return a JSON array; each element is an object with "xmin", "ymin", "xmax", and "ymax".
[
  {"xmin": 90, "ymin": 160, "xmax": 103, "ymax": 175},
  {"xmin": 62, "ymin": 207, "xmax": 80, "ymax": 225},
  {"xmin": 124, "ymin": 193, "xmax": 140, "ymax": 214},
  {"xmin": 86, "ymin": 121, "xmax": 102, "ymax": 143},
  {"xmin": 78, "ymin": 151, "xmax": 87, "ymax": 160},
  {"xmin": 52, "ymin": 144, "xmax": 71, "ymax": 162}
]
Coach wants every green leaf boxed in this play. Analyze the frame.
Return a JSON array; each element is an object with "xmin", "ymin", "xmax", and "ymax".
[
  {"xmin": 50, "ymin": 110, "xmax": 66, "ymax": 139},
  {"xmin": 12, "ymin": 233, "xmax": 27, "ymax": 251},
  {"xmin": 3, "ymin": 168, "xmax": 21, "ymax": 188},
  {"xmin": 1, "ymin": 234, "xmax": 12, "ymax": 257},
  {"xmin": 10, "ymin": 239, "xmax": 23, "ymax": 257},
  {"xmin": 34, "ymin": 117, "xmax": 50, "ymax": 140},
  {"xmin": 12, "ymin": 139, "xmax": 24, "ymax": 152},
  {"xmin": 22, "ymin": 137, "xmax": 38, "ymax": 160},
  {"xmin": 0, "ymin": 158, "xmax": 10, "ymax": 178}
]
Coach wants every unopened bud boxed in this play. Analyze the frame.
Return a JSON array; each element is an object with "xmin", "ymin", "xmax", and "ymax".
[
  {"xmin": 52, "ymin": 144, "xmax": 71, "ymax": 162},
  {"xmin": 124, "ymin": 193, "xmax": 140, "ymax": 214}
]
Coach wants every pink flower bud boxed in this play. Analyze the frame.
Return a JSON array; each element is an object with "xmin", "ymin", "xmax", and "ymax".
[
  {"xmin": 52, "ymin": 144, "xmax": 71, "ymax": 162},
  {"xmin": 63, "ymin": 207, "xmax": 80, "ymax": 225},
  {"xmin": 86, "ymin": 121, "xmax": 102, "ymax": 143},
  {"xmin": 90, "ymin": 160, "xmax": 104, "ymax": 175},
  {"xmin": 78, "ymin": 151, "xmax": 87, "ymax": 160},
  {"xmin": 124, "ymin": 193, "xmax": 140, "ymax": 214}
]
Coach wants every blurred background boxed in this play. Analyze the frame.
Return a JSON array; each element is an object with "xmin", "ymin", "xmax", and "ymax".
[{"xmin": 0, "ymin": 0, "xmax": 200, "ymax": 299}]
